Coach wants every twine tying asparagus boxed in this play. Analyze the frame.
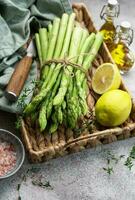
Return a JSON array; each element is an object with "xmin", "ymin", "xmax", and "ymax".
[{"xmin": 41, "ymin": 52, "xmax": 96, "ymax": 77}]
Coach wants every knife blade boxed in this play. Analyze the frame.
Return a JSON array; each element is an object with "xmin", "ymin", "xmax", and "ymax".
[{"xmin": 5, "ymin": 40, "xmax": 36, "ymax": 102}]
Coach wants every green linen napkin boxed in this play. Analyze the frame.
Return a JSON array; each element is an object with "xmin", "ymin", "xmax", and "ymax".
[{"xmin": 0, "ymin": 0, "xmax": 72, "ymax": 114}]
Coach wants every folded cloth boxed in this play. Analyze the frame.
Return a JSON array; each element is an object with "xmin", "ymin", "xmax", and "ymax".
[{"xmin": 0, "ymin": 0, "xmax": 72, "ymax": 114}]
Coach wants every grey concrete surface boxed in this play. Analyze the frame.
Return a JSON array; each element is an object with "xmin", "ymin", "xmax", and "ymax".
[{"xmin": 1, "ymin": 0, "xmax": 135, "ymax": 200}]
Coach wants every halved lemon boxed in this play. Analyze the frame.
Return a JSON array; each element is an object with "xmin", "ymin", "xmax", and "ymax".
[{"xmin": 92, "ymin": 63, "xmax": 121, "ymax": 94}]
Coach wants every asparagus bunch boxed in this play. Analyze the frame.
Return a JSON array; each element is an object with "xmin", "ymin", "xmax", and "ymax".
[{"xmin": 24, "ymin": 13, "xmax": 103, "ymax": 133}]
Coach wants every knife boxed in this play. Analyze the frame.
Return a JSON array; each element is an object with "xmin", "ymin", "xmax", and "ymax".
[{"xmin": 5, "ymin": 40, "xmax": 36, "ymax": 102}]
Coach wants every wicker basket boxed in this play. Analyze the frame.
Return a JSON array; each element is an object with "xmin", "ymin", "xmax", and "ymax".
[{"xmin": 21, "ymin": 3, "xmax": 135, "ymax": 163}]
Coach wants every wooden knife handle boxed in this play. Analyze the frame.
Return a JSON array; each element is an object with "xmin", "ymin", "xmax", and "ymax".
[{"xmin": 5, "ymin": 55, "xmax": 33, "ymax": 102}]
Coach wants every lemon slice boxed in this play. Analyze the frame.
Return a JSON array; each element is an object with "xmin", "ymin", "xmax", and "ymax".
[{"xmin": 92, "ymin": 63, "xmax": 121, "ymax": 94}]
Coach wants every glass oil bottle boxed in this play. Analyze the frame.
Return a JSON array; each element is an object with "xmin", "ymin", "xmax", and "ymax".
[
  {"xmin": 110, "ymin": 21, "xmax": 134, "ymax": 73},
  {"xmin": 100, "ymin": 0, "xmax": 120, "ymax": 50}
]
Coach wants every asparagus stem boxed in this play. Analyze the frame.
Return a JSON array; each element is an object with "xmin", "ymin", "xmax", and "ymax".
[
  {"xmin": 78, "ymin": 29, "xmax": 89, "ymax": 53},
  {"xmin": 46, "ymin": 18, "xmax": 60, "ymax": 60},
  {"xmin": 42, "ymin": 18, "xmax": 60, "ymax": 79},
  {"xmin": 39, "ymin": 28, "xmax": 48, "ymax": 62},
  {"xmin": 79, "ymin": 32, "xmax": 103, "ymax": 83},
  {"xmin": 54, "ymin": 13, "xmax": 69, "ymax": 59},
  {"xmin": 83, "ymin": 32, "xmax": 103, "ymax": 70},
  {"xmin": 40, "ymin": 24, "xmax": 52, "ymax": 80},
  {"xmin": 48, "ymin": 23, "xmax": 53, "ymax": 43},
  {"xmin": 77, "ymin": 33, "xmax": 96, "ymax": 66},
  {"xmin": 35, "ymin": 33, "xmax": 42, "ymax": 66}
]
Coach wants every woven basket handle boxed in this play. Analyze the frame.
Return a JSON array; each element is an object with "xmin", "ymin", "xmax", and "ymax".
[{"xmin": 63, "ymin": 123, "xmax": 135, "ymax": 150}]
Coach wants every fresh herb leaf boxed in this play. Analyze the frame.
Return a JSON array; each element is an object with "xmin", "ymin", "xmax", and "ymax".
[
  {"xmin": 124, "ymin": 157, "xmax": 133, "ymax": 170},
  {"xmin": 17, "ymin": 87, "xmax": 31, "ymax": 109},
  {"xmin": 105, "ymin": 151, "xmax": 125, "ymax": 164},
  {"xmin": 32, "ymin": 179, "xmax": 53, "ymax": 190},
  {"xmin": 74, "ymin": 118, "xmax": 94, "ymax": 137},
  {"xmin": 129, "ymin": 146, "xmax": 135, "ymax": 159},
  {"xmin": 15, "ymin": 117, "xmax": 22, "ymax": 130},
  {"xmin": 125, "ymin": 159, "xmax": 133, "ymax": 170},
  {"xmin": 22, "ymin": 174, "xmax": 27, "ymax": 182},
  {"xmin": 124, "ymin": 145, "xmax": 135, "ymax": 170},
  {"xmin": 17, "ymin": 184, "xmax": 21, "ymax": 191},
  {"xmin": 103, "ymin": 150, "xmax": 125, "ymax": 175},
  {"xmin": 103, "ymin": 166, "xmax": 114, "ymax": 175},
  {"xmin": 31, "ymin": 79, "xmax": 43, "ymax": 88},
  {"xmin": 17, "ymin": 78, "xmax": 41, "ymax": 110}
]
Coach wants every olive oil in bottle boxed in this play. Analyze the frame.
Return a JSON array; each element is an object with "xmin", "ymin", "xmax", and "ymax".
[
  {"xmin": 111, "ymin": 21, "xmax": 134, "ymax": 73},
  {"xmin": 100, "ymin": 0, "xmax": 120, "ymax": 50}
]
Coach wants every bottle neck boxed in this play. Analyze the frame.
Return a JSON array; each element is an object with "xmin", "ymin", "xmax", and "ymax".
[
  {"xmin": 103, "ymin": 5, "xmax": 117, "ymax": 22},
  {"xmin": 116, "ymin": 31, "xmax": 130, "ymax": 46},
  {"xmin": 105, "ymin": 15, "xmax": 115, "ymax": 23}
]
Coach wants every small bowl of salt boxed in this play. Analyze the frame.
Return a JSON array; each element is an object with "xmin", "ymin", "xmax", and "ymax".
[{"xmin": 0, "ymin": 129, "xmax": 25, "ymax": 179}]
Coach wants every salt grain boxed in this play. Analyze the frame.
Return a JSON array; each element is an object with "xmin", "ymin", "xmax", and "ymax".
[{"xmin": 0, "ymin": 139, "xmax": 17, "ymax": 176}]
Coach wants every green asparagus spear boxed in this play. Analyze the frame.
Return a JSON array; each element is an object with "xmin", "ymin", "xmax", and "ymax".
[
  {"xmin": 42, "ymin": 18, "xmax": 60, "ymax": 79},
  {"xmin": 46, "ymin": 18, "xmax": 60, "ymax": 60},
  {"xmin": 48, "ymin": 23, "xmax": 53, "ymax": 43},
  {"xmin": 39, "ymin": 28, "xmax": 48, "ymax": 62},
  {"xmin": 35, "ymin": 33, "xmax": 42, "ymax": 66},
  {"xmin": 78, "ymin": 29, "xmax": 89, "ymax": 53},
  {"xmin": 38, "ymin": 93, "xmax": 51, "ymax": 132},
  {"xmin": 49, "ymin": 121, "xmax": 58, "ymax": 134},
  {"xmin": 47, "ymin": 72, "xmax": 62, "ymax": 119},
  {"xmin": 54, "ymin": 13, "xmax": 69, "ymax": 59}
]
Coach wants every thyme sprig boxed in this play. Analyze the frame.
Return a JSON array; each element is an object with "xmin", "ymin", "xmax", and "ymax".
[
  {"xmin": 32, "ymin": 179, "xmax": 53, "ymax": 190},
  {"xmin": 17, "ymin": 87, "xmax": 31, "ymax": 109},
  {"xmin": 124, "ymin": 145, "xmax": 135, "ymax": 170},
  {"xmin": 103, "ymin": 166, "xmax": 114, "ymax": 175},
  {"xmin": 103, "ymin": 150, "xmax": 125, "ymax": 176},
  {"xmin": 129, "ymin": 145, "xmax": 135, "ymax": 159},
  {"xmin": 15, "ymin": 116, "xmax": 22, "ymax": 130},
  {"xmin": 103, "ymin": 146, "xmax": 135, "ymax": 175},
  {"xmin": 17, "ymin": 79, "xmax": 42, "ymax": 110},
  {"xmin": 124, "ymin": 157, "xmax": 133, "ymax": 170},
  {"xmin": 74, "ymin": 112, "xmax": 96, "ymax": 137},
  {"xmin": 15, "ymin": 79, "xmax": 42, "ymax": 128}
]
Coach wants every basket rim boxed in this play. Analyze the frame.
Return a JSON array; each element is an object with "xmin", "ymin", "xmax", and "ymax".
[{"xmin": 21, "ymin": 119, "xmax": 135, "ymax": 156}]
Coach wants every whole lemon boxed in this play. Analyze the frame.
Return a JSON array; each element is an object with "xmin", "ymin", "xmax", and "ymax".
[{"xmin": 95, "ymin": 89, "xmax": 132, "ymax": 127}]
